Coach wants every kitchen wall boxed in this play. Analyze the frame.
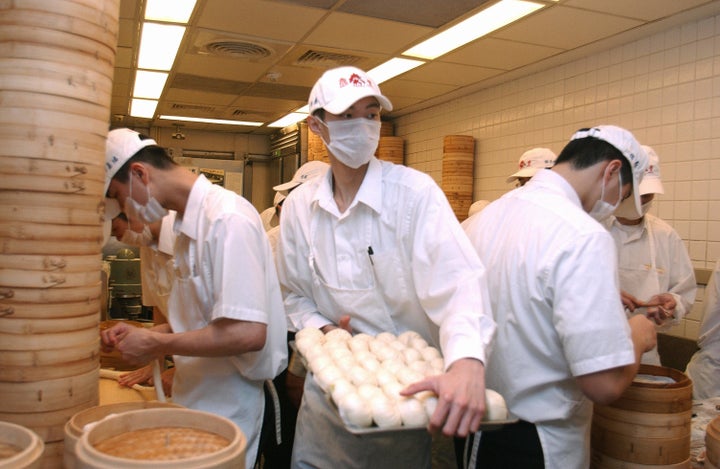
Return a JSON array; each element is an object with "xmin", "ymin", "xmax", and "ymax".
[{"xmin": 394, "ymin": 13, "xmax": 720, "ymax": 342}]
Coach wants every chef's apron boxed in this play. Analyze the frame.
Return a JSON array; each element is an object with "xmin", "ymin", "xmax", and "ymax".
[
  {"xmin": 291, "ymin": 213, "xmax": 431, "ymax": 469},
  {"xmin": 169, "ymin": 236, "xmax": 264, "ymax": 469},
  {"xmin": 618, "ymin": 221, "xmax": 662, "ymax": 365}
]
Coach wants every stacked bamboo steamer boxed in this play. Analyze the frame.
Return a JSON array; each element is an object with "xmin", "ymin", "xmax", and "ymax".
[
  {"xmin": 307, "ymin": 130, "xmax": 329, "ymax": 163},
  {"xmin": 0, "ymin": 1, "xmax": 120, "ymax": 467},
  {"xmin": 708, "ymin": 416, "xmax": 720, "ymax": 469},
  {"xmin": 441, "ymin": 135, "xmax": 475, "ymax": 221},
  {"xmin": 591, "ymin": 365, "xmax": 693, "ymax": 468}
]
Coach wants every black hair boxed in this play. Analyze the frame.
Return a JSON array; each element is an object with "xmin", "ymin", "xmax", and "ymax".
[
  {"xmin": 312, "ymin": 109, "xmax": 326, "ymax": 120},
  {"xmin": 113, "ymin": 136, "xmax": 177, "ymax": 184},
  {"xmin": 555, "ymin": 135, "xmax": 632, "ymax": 186}
]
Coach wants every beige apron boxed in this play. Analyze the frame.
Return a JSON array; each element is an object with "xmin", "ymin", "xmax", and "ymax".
[{"xmin": 291, "ymin": 212, "xmax": 431, "ymax": 469}]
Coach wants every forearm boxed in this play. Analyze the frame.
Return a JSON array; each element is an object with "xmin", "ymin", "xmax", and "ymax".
[{"xmin": 159, "ymin": 319, "xmax": 267, "ymax": 357}]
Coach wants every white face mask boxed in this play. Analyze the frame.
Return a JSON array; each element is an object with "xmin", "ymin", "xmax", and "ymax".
[
  {"xmin": 589, "ymin": 169, "xmax": 623, "ymax": 222},
  {"xmin": 319, "ymin": 118, "xmax": 380, "ymax": 169},
  {"xmin": 125, "ymin": 173, "xmax": 168, "ymax": 224},
  {"xmin": 120, "ymin": 224, "xmax": 153, "ymax": 247}
]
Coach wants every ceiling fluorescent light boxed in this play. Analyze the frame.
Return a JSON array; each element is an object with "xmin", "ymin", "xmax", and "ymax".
[
  {"xmin": 160, "ymin": 115, "xmax": 264, "ymax": 127},
  {"xmin": 403, "ymin": 0, "xmax": 544, "ymax": 60},
  {"xmin": 368, "ymin": 58, "xmax": 425, "ymax": 84},
  {"xmin": 145, "ymin": 0, "xmax": 196, "ymax": 23},
  {"xmin": 131, "ymin": 98, "xmax": 158, "ymax": 118},
  {"xmin": 133, "ymin": 70, "xmax": 168, "ymax": 99},
  {"xmin": 137, "ymin": 22, "xmax": 186, "ymax": 70},
  {"xmin": 268, "ymin": 112, "xmax": 309, "ymax": 128}
]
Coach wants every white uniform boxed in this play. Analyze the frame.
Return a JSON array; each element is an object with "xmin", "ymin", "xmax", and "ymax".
[
  {"xmin": 464, "ymin": 170, "xmax": 636, "ymax": 469},
  {"xmin": 605, "ymin": 214, "xmax": 696, "ymax": 365},
  {"xmin": 686, "ymin": 259, "xmax": 720, "ymax": 399},
  {"xmin": 169, "ymin": 175, "xmax": 288, "ymax": 468},
  {"xmin": 140, "ymin": 211, "xmax": 176, "ymax": 319},
  {"xmin": 278, "ymin": 157, "xmax": 495, "ymax": 468}
]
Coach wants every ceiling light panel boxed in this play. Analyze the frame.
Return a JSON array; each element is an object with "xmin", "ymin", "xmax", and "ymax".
[
  {"xmin": 133, "ymin": 70, "xmax": 169, "ymax": 99},
  {"xmin": 138, "ymin": 22, "xmax": 187, "ymax": 70},
  {"xmin": 145, "ymin": 0, "xmax": 197, "ymax": 23}
]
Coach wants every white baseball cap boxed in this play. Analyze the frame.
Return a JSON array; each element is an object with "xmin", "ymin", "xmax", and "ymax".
[
  {"xmin": 570, "ymin": 125, "xmax": 648, "ymax": 219},
  {"xmin": 273, "ymin": 160, "xmax": 329, "ymax": 192},
  {"xmin": 506, "ymin": 147, "xmax": 556, "ymax": 183},
  {"xmin": 308, "ymin": 66, "xmax": 393, "ymax": 115},
  {"xmin": 638, "ymin": 145, "xmax": 664, "ymax": 196},
  {"xmin": 104, "ymin": 128, "xmax": 157, "ymax": 196}
]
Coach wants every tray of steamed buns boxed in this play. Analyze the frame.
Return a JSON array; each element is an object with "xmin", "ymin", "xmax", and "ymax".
[{"xmin": 292, "ymin": 327, "xmax": 517, "ymax": 434}]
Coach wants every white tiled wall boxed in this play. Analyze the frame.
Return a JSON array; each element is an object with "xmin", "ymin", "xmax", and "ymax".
[{"xmin": 394, "ymin": 14, "xmax": 720, "ymax": 340}]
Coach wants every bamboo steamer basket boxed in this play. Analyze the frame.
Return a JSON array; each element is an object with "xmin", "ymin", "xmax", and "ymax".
[
  {"xmin": 591, "ymin": 365, "xmax": 692, "ymax": 467},
  {"xmin": 0, "ymin": 191, "xmax": 105, "ymax": 211},
  {"xmin": 0, "ymin": 421, "xmax": 44, "ymax": 469},
  {"xmin": 0, "ymin": 298, "xmax": 101, "ymax": 319},
  {"xmin": 75, "ymin": 408, "xmax": 247, "ymax": 469},
  {"xmin": 0, "ymin": 173, "xmax": 104, "ymax": 194},
  {"xmin": 0, "ymin": 268, "xmax": 100, "ymax": 288},
  {"xmin": 0, "ymin": 283, "xmax": 101, "ymax": 304},
  {"xmin": 64, "ymin": 402, "xmax": 183, "ymax": 469},
  {"xmin": 0, "ymin": 204, "xmax": 103, "ymax": 225},
  {"xmin": 380, "ymin": 120, "xmax": 394, "ymax": 137},
  {"xmin": 0, "ymin": 367, "xmax": 99, "ymax": 413},
  {"xmin": 0, "ymin": 8, "xmax": 118, "ymax": 49},
  {"xmin": 0, "ymin": 401, "xmax": 94, "ymax": 444},
  {"xmin": 0, "ymin": 106, "xmax": 110, "ymax": 138},
  {"xmin": 0, "ymin": 356, "xmax": 99, "ymax": 382},
  {"xmin": 0, "ymin": 42, "xmax": 114, "ymax": 80},
  {"xmin": 0, "ymin": 237, "xmax": 104, "ymax": 255},
  {"xmin": 0, "ymin": 127, "xmax": 106, "ymax": 164},
  {"xmin": 0, "ymin": 155, "xmax": 103, "ymax": 183},
  {"xmin": 0, "ymin": 326, "xmax": 99, "ymax": 351},
  {"xmin": 307, "ymin": 130, "xmax": 329, "ymax": 162},
  {"xmin": 0, "ymin": 339, "xmax": 98, "ymax": 367},
  {"xmin": 0, "ymin": 312, "xmax": 98, "ymax": 334},
  {"xmin": 708, "ymin": 416, "xmax": 720, "ymax": 468},
  {"xmin": 590, "ymin": 452, "xmax": 690, "ymax": 468},
  {"xmin": 0, "ymin": 92, "xmax": 111, "ymax": 126},
  {"xmin": 1, "ymin": 0, "xmax": 120, "ymax": 30},
  {"xmin": 376, "ymin": 136, "xmax": 404, "ymax": 165},
  {"xmin": 0, "ymin": 254, "xmax": 102, "ymax": 273},
  {"xmin": 443, "ymin": 135, "xmax": 475, "ymax": 153}
]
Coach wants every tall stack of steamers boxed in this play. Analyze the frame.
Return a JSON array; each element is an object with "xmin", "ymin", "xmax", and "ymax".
[{"xmin": 0, "ymin": 0, "xmax": 120, "ymax": 466}]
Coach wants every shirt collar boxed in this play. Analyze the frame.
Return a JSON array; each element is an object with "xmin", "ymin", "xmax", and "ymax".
[
  {"xmin": 527, "ymin": 169, "xmax": 583, "ymax": 209},
  {"xmin": 314, "ymin": 157, "xmax": 383, "ymax": 216},
  {"xmin": 175, "ymin": 174, "xmax": 210, "ymax": 240}
]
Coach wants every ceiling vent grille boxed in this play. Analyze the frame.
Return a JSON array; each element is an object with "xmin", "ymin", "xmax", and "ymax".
[
  {"xmin": 295, "ymin": 50, "xmax": 362, "ymax": 68},
  {"xmin": 171, "ymin": 103, "xmax": 216, "ymax": 113},
  {"xmin": 202, "ymin": 40, "xmax": 273, "ymax": 59}
]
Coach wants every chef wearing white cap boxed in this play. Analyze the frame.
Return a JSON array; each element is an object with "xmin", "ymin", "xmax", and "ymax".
[
  {"xmin": 606, "ymin": 145, "xmax": 696, "ymax": 365},
  {"xmin": 506, "ymin": 147, "xmax": 556, "ymax": 187},
  {"xmin": 463, "ymin": 125, "xmax": 656, "ymax": 469},
  {"xmin": 277, "ymin": 66, "xmax": 495, "ymax": 468},
  {"xmin": 101, "ymin": 128, "xmax": 288, "ymax": 468}
]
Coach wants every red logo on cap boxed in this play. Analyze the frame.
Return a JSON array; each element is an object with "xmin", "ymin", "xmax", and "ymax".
[{"xmin": 339, "ymin": 73, "xmax": 367, "ymax": 88}]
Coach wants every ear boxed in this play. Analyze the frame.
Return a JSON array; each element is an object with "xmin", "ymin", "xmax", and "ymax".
[
  {"xmin": 129, "ymin": 162, "xmax": 150, "ymax": 184},
  {"xmin": 603, "ymin": 159, "xmax": 622, "ymax": 182},
  {"xmin": 307, "ymin": 115, "xmax": 323, "ymax": 136}
]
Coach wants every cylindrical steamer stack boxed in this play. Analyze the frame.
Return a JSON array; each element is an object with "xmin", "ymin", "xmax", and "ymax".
[
  {"xmin": 441, "ymin": 135, "xmax": 475, "ymax": 221},
  {"xmin": 590, "ymin": 365, "xmax": 693, "ymax": 468},
  {"xmin": 0, "ymin": 1, "xmax": 121, "ymax": 467}
]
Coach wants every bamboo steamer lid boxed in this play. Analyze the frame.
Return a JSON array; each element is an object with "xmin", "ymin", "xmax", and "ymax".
[
  {"xmin": 0, "ymin": 367, "xmax": 99, "ymax": 413},
  {"xmin": 0, "ymin": 283, "xmax": 101, "ymax": 304},
  {"xmin": 591, "ymin": 365, "xmax": 692, "ymax": 466},
  {"xmin": 75, "ymin": 408, "xmax": 247, "ymax": 469},
  {"xmin": 65, "ymin": 402, "xmax": 183, "ymax": 469},
  {"xmin": 0, "ymin": 8, "xmax": 118, "ymax": 50},
  {"xmin": 0, "ymin": 325, "xmax": 99, "ymax": 351},
  {"xmin": 0, "ymin": 298, "xmax": 101, "ymax": 319},
  {"xmin": 0, "ymin": 339, "xmax": 98, "ymax": 367},
  {"xmin": 708, "ymin": 416, "xmax": 720, "ymax": 468},
  {"xmin": 0, "ymin": 91, "xmax": 111, "ymax": 124},
  {"xmin": 0, "ymin": 254, "xmax": 102, "ymax": 272},
  {"xmin": 0, "ymin": 42, "xmax": 114, "ymax": 79},
  {"xmin": 0, "ymin": 421, "xmax": 44, "ymax": 469}
]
